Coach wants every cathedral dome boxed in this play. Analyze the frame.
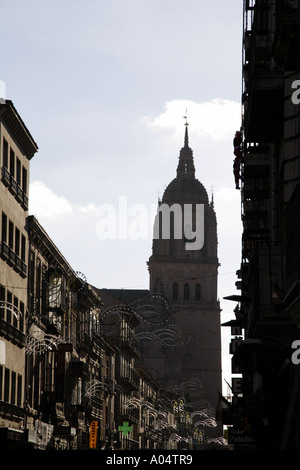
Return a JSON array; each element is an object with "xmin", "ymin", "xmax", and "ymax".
[
  {"xmin": 161, "ymin": 123, "xmax": 209, "ymax": 205},
  {"xmin": 162, "ymin": 175, "xmax": 209, "ymax": 205}
]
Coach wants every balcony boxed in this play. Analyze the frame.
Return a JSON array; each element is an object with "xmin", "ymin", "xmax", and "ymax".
[
  {"xmin": 1, "ymin": 166, "xmax": 29, "ymax": 211},
  {"xmin": 81, "ymin": 332, "xmax": 93, "ymax": 353},
  {"xmin": 9, "ymin": 176, "xmax": 17, "ymax": 196},
  {"xmin": 22, "ymin": 193, "xmax": 28, "ymax": 210},
  {"xmin": 0, "ymin": 242, "xmax": 27, "ymax": 278},
  {"xmin": 244, "ymin": 79, "xmax": 283, "ymax": 142},
  {"xmin": 242, "ymin": 196, "xmax": 269, "ymax": 234},
  {"xmin": 0, "ymin": 317, "xmax": 25, "ymax": 347},
  {"xmin": 273, "ymin": 3, "xmax": 300, "ymax": 69},
  {"xmin": 0, "ymin": 241, "xmax": 10, "ymax": 261},
  {"xmin": 243, "ymin": 149, "xmax": 270, "ymax": 178},
  {"xmin": 243, "ymin": 26, "xmax": 284, "ymax": 141},
  {"xmin": 122, "ymin": 437, "xmax": 139, "ymax": 450},
  {"xmin": 123, "ymin": 405, "xmax": 139, "ymax": 424},
  {"xmin": 242, "ymin": 149, "xmax": 271, "ymax": 242},
  {"xmin": 1, "ymin": 167, "xmax": 10, "ymax": 186},
  {"xmin": 242, "ymin": 241, "xmax": 285, "ymax": 337},
  {"xmin": 120, "ymin": 329, "xmax": 141, "ymax": 358},
  {"xmin": 16, "ymin": 185, "xmax": 23, "ymax": 203},
  {"xmin": 242, "ymin": 152, "xmax": 270, "ymax": 200},
  {"xmin": 242, "ymin": 179, "xmax": 269, "ymax": 201},
  {"xmin": 119, "ymin": 366, "xmax": 139, "ymax": 391},
  {"xmin": 243, "ymin": 199, "xmax": 268, "ymax": 218},
  {"xmin": 8, "ymin": 249, "xmax": 16, "ymax": 267},
  {"xmin": 90, "ymin": 395, "xmax": 103, "ymax": 421}
]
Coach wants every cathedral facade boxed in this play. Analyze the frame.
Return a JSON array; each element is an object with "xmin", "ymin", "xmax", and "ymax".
[{"xmin": 141, "ymin": 123, "xmax": 222, "ymax": 418}]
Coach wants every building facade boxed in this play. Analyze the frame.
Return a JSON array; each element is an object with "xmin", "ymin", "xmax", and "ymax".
[
  {"xmin": 0, "ymin": 100, "xmax": 117, "ymax": 450},
  {"xmin": 223, "ymin": 0, "xmax": 300, "ymax": 450},
  {"xmin": 0, "ymin": 100, "xmax": 38, "ymax": 448},
  {"xmin": 144, "ymin": 123, "xmax": 222, "ymax": 439},
  {"xmin": 26, "ymin": 215, "xmax": 111, "ymax": 449},
  {"xmin": 0, "ymin": 99, "xmax": 224, "ymax": 450}
]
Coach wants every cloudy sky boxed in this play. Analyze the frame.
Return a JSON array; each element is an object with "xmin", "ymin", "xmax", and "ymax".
[{"xmin": 1, "ymin": 0, "xmax": 243, "ymax": 392}]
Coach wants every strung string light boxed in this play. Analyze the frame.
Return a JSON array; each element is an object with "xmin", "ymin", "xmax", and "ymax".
[
  {"xmin": 25, "ymin": 330, "xmax": 78, "ymax": 355},
  {"xmin": 130, "ymin": 325, "xmax": 183, "ymax": 349},
  {"xmin": 100, "ymin": 293, "xmax": 171, "ymax": 327},
  {"xmin": 0, "ymin": 301, "xmax": 23, "ymax": 319}
]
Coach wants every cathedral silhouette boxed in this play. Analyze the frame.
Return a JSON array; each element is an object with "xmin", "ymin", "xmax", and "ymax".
[{"xmin": 100, "ymin": 123, "xmax": 222, "ymax": 434}]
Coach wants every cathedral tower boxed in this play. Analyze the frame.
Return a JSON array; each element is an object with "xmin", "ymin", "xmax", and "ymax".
[{"xmin": 146, "ymin": 122, "xmax": 222, "ymax": 418}]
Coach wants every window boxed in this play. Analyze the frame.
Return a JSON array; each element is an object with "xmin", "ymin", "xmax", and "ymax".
[
  {"xmin": 13, "ymin": 296, "xmax": 18, "ymax": 328},
  {"xmin": 36, "ymin": 259, "xmax": 41, "ymax": 316},
  {"xmin": 172, "ymin": 283, "xmax": 179, "ymax": 300},
  {"xmin": 11, "ymin": 371, "xmax": 16, "ymax": 405},
  {"xmin": 8, "ymin": 220, "xmax": 13, "ymax": 249},
  {"xmin": 9, "ymin": 148, "xmax": 15, "ymax": 177},
  {"xmin": 19, "ymin": 301, "xmax": 24, "ymax": 333},
  {"xmin": 184, "ymin": 283, "xmax": 190, "ymax": 301},
  {"xmin": 0, "ymin": 286, "xmax": 5, "ymax": 319},
  {"xmin": 41, "ymin": 266, "xmax": 47, "ymax": 315},
  {"xmin": 7, "ymin": 291, "xmax": 12, "ymax": 324},
  {"xmin": 22, "ymin": 167, "xmax": 27, "ymax": 194},
  {"xmin": 4, "ymin": 368, "xmax": 9, "ymax": 402},
  {"xmin": 195, "ymin": 283, "xmax": 201, "ymax": 301},
  {"xmin": 2, "ymin": 139, "xmax": 8, "ymax": 168},
  {"xmin": 21, "ymin": 234, "xmax": 26, "ymax": 261},
  {"xmin": 1, "ymin": 212, "xmax": 7, "ymax": 242},
  {"xmin": 16, "ymin": 158, "xmax": 21, "ymax": 185},
  {"xmin": 17, "ymin": 374, "xmax": 22, "ymax": 407},
  {"xmin": 30, "ymin": 251, "xmax": 35, "ymax": 298},
  {"xmin": 71, "ymin": 377, "xmax": 83, "ymax": 406},
  {"xmin": 15, "ymin": 227, "xmax": 20, "ymax": 256},
  {"xmin": 0, "ymin": 345, "xmax": 4, "ymax": 371},
  {"xmin": 33, "ymin": 358, "xmax": 40, "ymax": 409}
]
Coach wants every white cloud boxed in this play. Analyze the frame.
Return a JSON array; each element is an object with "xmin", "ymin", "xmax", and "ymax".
[
  {"xmin": 29, "ymin": 180, "xmax": 73, "ymax": 218},
  {"xmin": 29, "ymin": 181, "xmax": 104, "ymax": 219},
  {"xmin": 143, "ymin": 98, "xmax": 241, "ymax": 141},
  {"xmin": 78, "ymin": 203, "xmax": 99, "ymax": 214}
]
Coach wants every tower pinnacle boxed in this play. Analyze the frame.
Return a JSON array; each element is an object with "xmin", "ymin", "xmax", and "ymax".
[
  {"xmin": 184, "ymin": 121, "xmax": 189, "ymax": 147},
  {"xmin": 183, "ymin": 111, "xmax": 189, "ymax": 147},
  {"xmin": 177, "ymin": 118, "xmax": 195, "ymax": 178}
]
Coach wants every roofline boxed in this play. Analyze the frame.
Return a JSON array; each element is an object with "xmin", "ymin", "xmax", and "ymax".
[
  {"xmin": 27, "ymin": 215, "xmax": 75, "ymax": 276},
  {"xmin": 0, "ymin": 100, "xmax": 38, "ymax": 159}
]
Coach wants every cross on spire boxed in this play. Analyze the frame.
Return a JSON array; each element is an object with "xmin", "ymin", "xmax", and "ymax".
[
  {"xmin": 183, "ymin": 109, "xmax": 189, "ymax": 147},
  {"xmin": 183, "ymin": 108, "xmax": 189, "ymax": 127}
]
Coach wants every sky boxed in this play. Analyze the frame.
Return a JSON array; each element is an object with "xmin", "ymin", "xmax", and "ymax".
[{"xmin": 0, "ymin": 0, "xmax": 243, "ymax": 395}]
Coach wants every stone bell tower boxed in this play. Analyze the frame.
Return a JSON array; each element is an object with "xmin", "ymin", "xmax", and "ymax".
[{"xmin": 145, "ymin": 122, "xmax": 222, "ymax": 419}]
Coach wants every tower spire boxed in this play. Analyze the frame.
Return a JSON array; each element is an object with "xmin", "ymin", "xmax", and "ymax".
[
  {"xmin": 183, "ymin": 110, "xmax": 189, "ymax": 147},
  {"xmin": 177, "ymin": 113, "xmax": 195, "ymax": 178}
]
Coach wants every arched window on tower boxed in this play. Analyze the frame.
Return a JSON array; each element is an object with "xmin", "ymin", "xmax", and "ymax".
[
  {"xmin": 195, "ymin": 283, "xmax": 201, "ymax": 301},
  {"xmin": 172, "ymin": 283, "xmax": 179, "ymax": 301},
  {"xmin": 184, "ymin": 283, "xmax": 190, "ymax": 301}
]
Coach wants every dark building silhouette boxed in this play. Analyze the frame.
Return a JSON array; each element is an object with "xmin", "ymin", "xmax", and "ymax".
[
  {"xmin": 223, "ymin": 0, "xmax": 300, "ymax": 450},
  {"xmin": 101, "ymin": 124, "xmax": 223, "ymax": 442},
  {"xmin": 0, "ymin": 98, "xmax": 223, "ymax": 449},
  {"xmin": 140, "ymin": 122, "xmax": 222, "ymax": 435}
]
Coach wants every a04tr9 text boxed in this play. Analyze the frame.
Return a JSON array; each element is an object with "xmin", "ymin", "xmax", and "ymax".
[{"xmin": 106, "ymin": 454, "xmax": 193, "ymax": 466}]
